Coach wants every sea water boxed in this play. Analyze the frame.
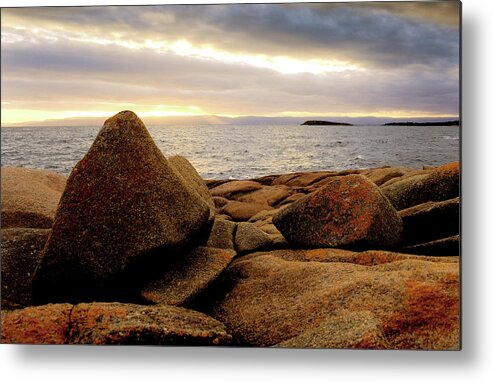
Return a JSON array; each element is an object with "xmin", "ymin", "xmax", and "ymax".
[{"xmin": 1, "ymin": 124, "xmax": 460, "ymax": 179}]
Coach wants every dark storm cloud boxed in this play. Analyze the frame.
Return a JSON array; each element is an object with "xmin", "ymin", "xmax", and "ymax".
[{"xmin": 4, "ymin": 2, "xmax": 459, "ymax": 69}]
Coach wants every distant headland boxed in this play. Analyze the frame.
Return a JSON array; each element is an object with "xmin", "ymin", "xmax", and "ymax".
[
  {"xmin": 383, "ymin": 120, "xmax": 460, "ymax": 127},
  {"xmin": 301, "ymin": 120, "xmax": 353, "ymax": 126}
]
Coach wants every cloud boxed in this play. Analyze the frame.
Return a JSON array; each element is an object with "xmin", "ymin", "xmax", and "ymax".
[
  {"xmin": 2, "ymin": 3, "xmax": 459, "ymax": 69},
  {"xmin": 1, "ymin": 3, "xmax": 459, "ymax": 121}
]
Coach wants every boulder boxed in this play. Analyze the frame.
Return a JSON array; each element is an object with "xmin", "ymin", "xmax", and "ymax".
[
  {"xmin": 1, "ymin": 228, "xmax": 50, "ymax": 310},
  {"xmin": 1, "ymin": 303, "xmax": 72, "ymax": 344},
  {"xmin": 380, "ymin": 162, "xmax": 460, "ymax": 210},
  {"xmin": 273, "ymin": 175, "xmax": 402, "ymax": 248},
  {"xmin": 1, "ymin": 302, "xmax": 232, "ymax": 345},
  {"xmin": 1, "ymin": 167, "xmax": 66, "ymax": 228},
  {"xmin": 206, "ymin": 219, "xmax": 236, "ymax": 250},
  {"xmin": 210, "ymin": 180, "xmax": 262, "ymax": 197},
  {"xmin": 141, "ymin": 246, "xmax": 236, "ymax": 306},
  {"xmin": 399, "ymin": 197, "xmax": 459, "ymax": 245},
  {"xmin": 221, "ymin": 201, "xmax": 272, "ymax": 221},
  {"xmin": 402, "ymin": 235, "xmax": 460, "ymax": 257},
  {"xmin": 234, "ymin": 222, "xmax": 273, "ymax": 253},
  {"xmin": 210, "ymin": 250, "xmax": 459, "ymax": 349},
  {"xmin": 169, "ymin": 155, "xmax": 215, "ymax": 222},
  {"xmin": 33, "ymin": 111, "xmax": 210, "ymax": 303}
]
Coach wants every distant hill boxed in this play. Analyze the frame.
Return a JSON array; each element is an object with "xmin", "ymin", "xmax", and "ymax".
[
  {"xmin": 301, "ymin": 120, "xmax": 353, "ymax": 126},
  {"xmin": 3, "ymin": 115, "xmax": 460, "ymax": 128},
  {"xmin": 383, "ymin": 120, "xmax": 460, "ymax": 126}
]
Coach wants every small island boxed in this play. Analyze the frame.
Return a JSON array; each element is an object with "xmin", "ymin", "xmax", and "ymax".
[
  {"xmin": 383, "ymin": 120, "xmax": 460, "ymax": 126},
  {"xmin": 301, "ymin": 120, "xmax": 353, "ymax": 126}
]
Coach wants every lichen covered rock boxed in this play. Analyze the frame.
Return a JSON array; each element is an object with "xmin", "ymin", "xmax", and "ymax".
[
  {"xmin": 33, "ymin": 111, "xmax": 210, "ymax": 303},
  {"xmin": 273, "ymin": 174, "xmax": 402, "ymax": 248}
]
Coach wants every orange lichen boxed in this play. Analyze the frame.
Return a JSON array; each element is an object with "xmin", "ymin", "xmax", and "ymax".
[{"xmin": 382, "ymin": 275, "xmax": 459, "ymax": 349}]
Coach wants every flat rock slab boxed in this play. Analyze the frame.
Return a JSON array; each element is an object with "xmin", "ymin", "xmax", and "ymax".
[
  {"xmin": 1, "ymin": 303, "xmax": 72, "ymax": 344},
  {"xmin": 141, "ymin": 246, "xmax": 236, "ymax": 306},
  {"xmin": 362, "ymin": 166, "xmax": 413, "ymax": 186},
  {"xmin": 234, "ymin": 185, "xmax": 293, "ymax": 207},
  {"xmin": 221, "ymin": 201, "xmax": 272, "ymax": 221},
  {"xmin": 210, "ymin": 251, "xmax": 459, "ymax": 349},
  {"xmin": 1, "ymin": 303, "xmax": 232, "ymax": 345},
  {"xmin": 399, "ymin": 197, "xmax": 459, "ymax": 245},
  {"xmin": 381, "ymin": 162, "xmax": 459, "ymax": 210},
  {"xmin": 1, "ymin": 228, "xmax": 50, "ymax": 310},
  {"xmin": 33, "ymin": 111, "xmax": 210, "ymax": 303},
  {"xmin": 210, "ymin": 181, "xmax": 262, "ymax": 197},
  {"xmin": 235, "ymin": 222, "xmax": 273, "ymax": 253},
  {"xmin": 402, "ymin": 235, "xmax": 460, "ymax": 257},
  {"xmin": 1, "ymin": 167, "xmax": 67, "ymax": 228},
  {"xmin": 273, "ymin": 174, "xmax": 402, "ymax": 248},
  {"xmin": 68, "ymin": 303, "xmax": 232, "ymax": 345},
  {"xmin": 272, "ymin": 172, "xmax": 334, "ymax": 187}
]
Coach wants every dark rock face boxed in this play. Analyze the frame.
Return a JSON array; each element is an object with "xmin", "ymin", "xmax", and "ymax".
[
  {"xmin": 140, "ymin": 246, "xmax": 236, "ymax": 306},
  {"xmin": 399, "ymin": 197, "xmax": 459, "ymax": 245},
  {"xmin": 273, "ymin": 175, "xmax": 402, "ymax": 248},
  {"xmin": 210, "ymin": 250, "xmax": 459, "ymax": 349},
  {"xmin": 402, "ymin": 235, "xmax": 460, "ymax": 257},
  {"xmin": 1, "ymin": 167, "xmax": 67, "ymax": 229},
  {"xmin": 33, "ymin": 111, "xmax": 210, "ymax": 303},
  {"xmin": 68, "ymin": 303, "xmax": 232, "ymax": 345},
  {"xmin": 1, "ymin": 303, "xmax": 72, "ymax": 344},
  {"xmin": 1, "ymin": 302, "xmax": 232, "ymax": 345},
  {"xmin": 381, "ymin": 162, "xmax": 460, "ymax": 210},
  {"xmin": 1, "ymin": 228, "xmax": 50, "ymax": 310}
]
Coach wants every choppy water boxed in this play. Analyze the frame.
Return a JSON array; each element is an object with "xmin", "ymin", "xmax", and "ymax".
[{"xmin": 1, "ymin": 124, "xmax": 460, "ymax": 179}]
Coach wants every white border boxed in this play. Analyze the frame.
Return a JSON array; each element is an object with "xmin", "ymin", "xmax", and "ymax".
[{"xmin": 1, "ymin": 1, "xmax": 492, "ymax": 382}]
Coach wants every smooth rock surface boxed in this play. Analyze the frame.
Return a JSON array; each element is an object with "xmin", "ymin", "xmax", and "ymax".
[
  {"xmin": 234, "ymin": 222, "xmax": 273, "ymax": 253},
  {"xmin": 273, "ymin": 175, "xmax": 402, "ymax": 248},
  {"xmin": 141, "ymin": 246, "xmax": 236, "ymax": 306},
  {"xmin": 1, "ymin": 167, "xmax": 67, "ymax": 228},
  {"xmin": 381, "ymin": 162, "xmax": 460, "ymax": 210},
  {"xmin": 221, "ymin": 201, "xmax": 272, "ymax": 221},
  {"xmin": 169, "ymin": 155, "xmax": 215, "ymax": 222},
  {"xmin": 210, "ymin": 181, "xmax": 262, "ymax": 197},
  {"xmin": 33, "ymin": 111, "xmax": 210, "ymax": 303},
  {"xmin": 1, "ymin": 228, "xmax": 50, "ymax": 310},
  {"xmin": 210, "ymin": 251, "xmax": 459, "ymax": 348}
]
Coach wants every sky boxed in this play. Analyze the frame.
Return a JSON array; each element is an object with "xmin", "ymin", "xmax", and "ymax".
[{"xmin": 1, "ymin": 1, "xmax": 460, "ymax": 126}]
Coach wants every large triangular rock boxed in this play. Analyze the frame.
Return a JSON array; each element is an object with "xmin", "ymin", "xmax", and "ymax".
[{"xmin": 33, "ymin": 111, "xmax": 210, "ymax": 303}]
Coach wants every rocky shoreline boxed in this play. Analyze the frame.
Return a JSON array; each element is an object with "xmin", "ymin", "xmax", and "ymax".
[{"xmin": 1, "ymin": 111, "xmax": 460, "ymax": 349}]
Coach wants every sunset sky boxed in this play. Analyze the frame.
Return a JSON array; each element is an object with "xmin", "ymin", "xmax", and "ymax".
[{"xmin": 1, "ymin": 1, "xmax": 460, "ymax": 126}]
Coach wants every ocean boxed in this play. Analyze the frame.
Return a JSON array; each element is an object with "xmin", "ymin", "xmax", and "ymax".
[{"xmin": 1, "ymin": 124, "xmax": 460, "ymax": 180}]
